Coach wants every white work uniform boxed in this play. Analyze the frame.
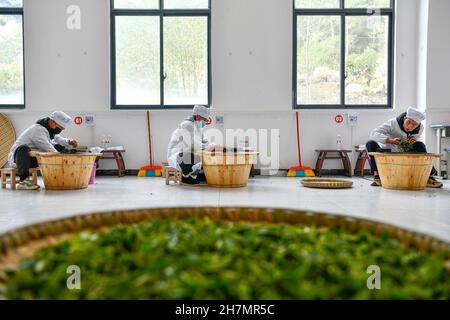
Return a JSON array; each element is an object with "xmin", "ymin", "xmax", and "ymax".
[
  {"xmin": 8, "ymin": 124, "xmax": 70, "ymax": 166},
  {"xmin": 167, "ymin": 117, "xmax": 212, "ymax": 171},
  {"xmin": 369, "ymin": 118, "xmax": 424, "ymax": 153}
]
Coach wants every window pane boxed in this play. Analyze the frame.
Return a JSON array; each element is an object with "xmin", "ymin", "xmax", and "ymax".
[
  {"xmin": 164, "ymin": 0, "xmax": 209, "ymax": 9},
  {"xmin": 0, "ymin": 15, "xmax": 24, "ymax": 105},
  {"xmin": 345, "ymin": 0, "xmax": 391, "ymax": 8},
  {"xmin": 115, "ymin": 16, "xmax": 160, "ymax": 105},
  {"xmin": 297, "ymin": 16, "xmax": 340, "ymax": 105},
  {"xmin": 0, "ymin": 0, "xmax": 22, "ymax": 8},
  {"xmin": 164, "ymin": 17, "xmax": 208, "ymax": 105},
  {"xmin": 114, "ymin": 0, "xmax": 159, "ymax": 9},
  {"xmin": 345, "ymin": 16, "xmax": 388, "ymax": 105},
  {"xmin": 295, "ymin": 0, "xmax": 340, "ymax": 9}
]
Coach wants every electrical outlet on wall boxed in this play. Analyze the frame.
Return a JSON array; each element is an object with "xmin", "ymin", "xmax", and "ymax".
[
  {"xmin": 85, "ymin": 114, "xmax": 95, "ymax": 127},
  {"xmin": 347, "ymin": 112, "xmax": 358, "ymax": 126},
  {"xmin": 215, "ymin": 115, "xmax": 224, "ymax": 125}
]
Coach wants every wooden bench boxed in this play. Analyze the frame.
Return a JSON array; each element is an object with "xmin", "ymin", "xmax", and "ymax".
[
  {"xmin": 1, "ymin": 167, "xmax": 40, "ymax": 190},
  {"xmin": 315, "ymin": 149, "xmax": 353, "ymax": 177},
  {"xmin": 162, "ymin": 161, "xmax": 181, "ymax": 185},
  {"xmin": 355, "ymin": 149, "xmax": 370, "ymax": 177},
  {"xmin": 98, "ymin": 149, "xmax": 126, "ymax": 177}
]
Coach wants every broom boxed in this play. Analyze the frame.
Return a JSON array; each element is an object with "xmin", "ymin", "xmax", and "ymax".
[
  {"xmin": 138, "ymin": 111, "xmax": 163, "ymax": 177},
  {"xmin": 287, "ymin": 112, "xmax": 315, "ymax": 177}
]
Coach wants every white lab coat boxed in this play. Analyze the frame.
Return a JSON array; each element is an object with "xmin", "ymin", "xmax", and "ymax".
[
  {"xmin": 7, "ymin": 124, "xmax": 70, "ymax": 166},
  {"xmin": 369, "ymin": 117, "xmax": 424, "ymax": 152},
  {"xmin": 167, "ymin": 117, "xmax": 212, "ymax": 171}
]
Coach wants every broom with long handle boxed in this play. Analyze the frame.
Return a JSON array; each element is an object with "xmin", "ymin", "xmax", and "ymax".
[
  {"xmin": 287, "ymin": 112, "xmax": 315, "ymax": 177},
  {"xmin": 138, "ymin": 111, "xmax": 163, "ymax": 177}
]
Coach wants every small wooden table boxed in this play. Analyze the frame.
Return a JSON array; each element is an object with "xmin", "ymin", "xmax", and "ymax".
[
  {"xmin": 98, "ymin": 149, "xmax": 126, "ymax": 177},
  {"xmin": 315, "ymin": 149, "xmax": 353, "ymax": 177}
]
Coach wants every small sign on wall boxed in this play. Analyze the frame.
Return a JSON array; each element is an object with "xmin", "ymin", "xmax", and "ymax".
[
  {"xmin": 347, "ymin": 112, "xmax": 359, "ymax": 126},
  {"xmin": 85, "ymin": 114, "xmax": 95, "ymax": 127},
  {"xmin": 335, "ymin": 114, "xmax": 344, "ymax": 124},
  {"xmin": 74, "ymin": 116, "xmax": 83, "ymax": 125}
]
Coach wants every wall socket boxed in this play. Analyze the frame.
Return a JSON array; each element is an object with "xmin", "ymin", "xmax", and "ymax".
[
  {"xmin": 85, "ymin": 114, "xmax": 95, "ymax": 127},
  {"xmin": 215, "ymin": 115, "xmax": 224, "ymax": 125}
]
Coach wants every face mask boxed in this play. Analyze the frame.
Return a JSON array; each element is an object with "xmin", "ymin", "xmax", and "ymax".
[
  {"xmin": 52, "ymin": 128, "xmax": 63, "ymax": 135},
  {"xmin": 197, "ymin": 120, "xmax": 206, "ymax": 129}
]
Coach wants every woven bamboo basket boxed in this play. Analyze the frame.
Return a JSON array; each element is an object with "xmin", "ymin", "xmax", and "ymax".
[
  {"xmin": 201, "ymin": 151, "xmax": 259, "ymax": 188},
  {"xmin": 301, "ymin": 179, "xmax": 353, "ymax": 189},
  {"xmin": 0, "ymin": 207, "xmax": 448, "ymax": 277},
  {"xmin": 0, "ymin": 114, "xmax": 16, "ymax": 169},
  {"xmin": 30, "ymin": 152, "xmax": 102, "ymax": 190},
  {"xmin": 369, "ymin": 153, "xmax": 441, "ymax": 190}
]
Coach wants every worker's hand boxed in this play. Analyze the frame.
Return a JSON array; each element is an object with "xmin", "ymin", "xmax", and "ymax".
[
  {"xmin": 386, "ymin": 138, "xmax": 401, "ymax": 145},
  {"xmin": 68, "ymin": 139, "xmax": 78, "ymax": 147},
  {"xmin": 209, "ymin": 144, "xmax": 222, "ymax": 152},
  {"xmin": 408, "ymin": 136, "xmax": 417, "ymax": 144}
]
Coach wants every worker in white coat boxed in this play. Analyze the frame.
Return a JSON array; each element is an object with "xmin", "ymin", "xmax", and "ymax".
[
  {"xmin": 366, "ymin": 107, "xmax": 441, "ymax": 188},
  {"xmin": 167, "ymin": 105, "xmax": 218, "ymax": 185},
  {"xmin": 8, "ymin": 111, "xmax": 78, "ymax": 190}
]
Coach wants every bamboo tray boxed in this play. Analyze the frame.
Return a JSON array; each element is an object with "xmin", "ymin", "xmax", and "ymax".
[
  {"xmin": 1, "ymin": 207, "xmax": 448, "ymax": 275},
  {"xmin": 301, "ymin": 178, "xmax": 354, "ymax": 189},
  {"xmin": 0, "ymin": 114, "xmax": 15, "ymax": 168}
]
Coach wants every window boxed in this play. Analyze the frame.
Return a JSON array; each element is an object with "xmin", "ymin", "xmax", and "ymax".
[
  {"xmin": 0, "ymin": 0, "xmax": 24, "ymax": 108},
  {"xmin": 294, "ymin": 0, "xmax": 394, "ymax": 109},
  {"xmin": 111, "ymin": 0, "xmax": 211, "ymax": 109}
]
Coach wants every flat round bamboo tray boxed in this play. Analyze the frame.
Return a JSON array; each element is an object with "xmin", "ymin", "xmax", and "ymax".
[
  {"xmin": 369, "ymin": 153, "xmax": 441, "ymax": 190},
  {"xmin": 0, "ymin": 207, "xmax": 448, "ymax": 281},
  {"xmin": 0, "ymin": 114, "xmax": 15, "ymax": 168},
  {"xmin": 30, "ymin": 152, "xmax": 102, "ymax": 190},
  {"xmin": 201, "ymin": 151, "xmax": 259, "ymax": 188},
  {"xmin": 301, "ymin": 178, "xmax": 353, "ymax": 189}
]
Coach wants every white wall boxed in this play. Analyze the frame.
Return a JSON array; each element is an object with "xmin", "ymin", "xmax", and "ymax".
[
  {"xmin": 422, "ymin": 0, "xmax": 450, "ymax": 154},
  {"xmin": 4, "ymin": 0, "xmax": 437, "ymax": 171}
]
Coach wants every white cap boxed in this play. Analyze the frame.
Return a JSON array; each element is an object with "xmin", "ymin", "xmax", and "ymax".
[
  {"xmin": 193, "ymin": 105, "xmax": 210, "ymax": 119},
  {"xmin": 49, "ymin": 111, "xmax": 72, "ymax": 129},
  {"xmin": 406, "ymin": 107, "xmax": 426, "ymax": 123}
]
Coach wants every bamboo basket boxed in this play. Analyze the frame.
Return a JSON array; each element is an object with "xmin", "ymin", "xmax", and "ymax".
[
  {"xmin": 0, "ymin": 114, "xmax": 15, "ymax": 169},
  {"xmin": 201, "ymin": 151, "xmax": 259, "ymax": 188},
  {"xmin": 30, "ymin": 152, "xmax": 102, "ymax": 190},
  {"xmin": 0, "ymin": 207, "xmax": 448, "ymax": 278},
  {"xmin": 369, "ymin": 153, "xmax": 441, "ymax": 190}
]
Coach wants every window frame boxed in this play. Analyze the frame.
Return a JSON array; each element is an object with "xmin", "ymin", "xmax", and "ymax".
[
  {"xmin": 110, "ymin": 0, "xmax": 212, "ymax": 110},
  {"xmin": 293, "ymin": 0, "xmax": 395, "ymax": 109},
  {"xmin": 0, "ymin": 4, "xmax": 25, "ymax": 110}
]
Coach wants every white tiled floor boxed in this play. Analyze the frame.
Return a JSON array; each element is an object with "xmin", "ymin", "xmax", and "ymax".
[{"xmin": 1, "ymin": 176, "xmax": 449, "ymax": 242}]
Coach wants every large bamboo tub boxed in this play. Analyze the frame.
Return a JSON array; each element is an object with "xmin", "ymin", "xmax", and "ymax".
[
  {"xmin": 30, "ymin": 152, "xmax": 102, "ymax": 190},
  {"xmin": 369, "ymin": 153, "xmax": 441, "ymax": 190},
  {"xmin": 201, "ymin": 151, "xmax": 259, "ymax": 188}
]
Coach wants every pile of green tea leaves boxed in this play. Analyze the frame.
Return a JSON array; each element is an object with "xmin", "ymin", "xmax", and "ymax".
[
  {"xmin": 399, "ymin": 139, "xmax": 414, "ymax": 152},
  {"xmin": 3, "ymin": 218, "xmax": 450, "ymax": 299}
]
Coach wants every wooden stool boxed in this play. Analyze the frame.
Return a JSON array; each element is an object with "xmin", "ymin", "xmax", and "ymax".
[
  {"xmin": 315, "ymin": 149, "xmax": 353, "ymax": 177},
  {"xmin": 98, "ymin": 149, "xmax": 126, "ymax": 177},
  {"xmin": 1, "ymin": 167, "xmax": 39, "ymax": 190},
  {"xmin": 355, "ymin": 149, "xmax": 370, "ymax": 177},
  {"xmin": 162, "ymin": 162, "xmax": 181, "ymax": 185}
]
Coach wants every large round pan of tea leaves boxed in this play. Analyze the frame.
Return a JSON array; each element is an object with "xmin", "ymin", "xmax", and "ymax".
[{"xmin": 3, "ymin": 218, "xmax": 449, "ymax": 299}]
